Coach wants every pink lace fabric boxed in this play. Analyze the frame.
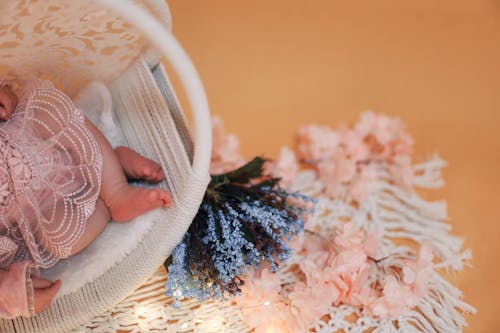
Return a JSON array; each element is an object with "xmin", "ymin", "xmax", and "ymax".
[{"xmin": 0, "ymin": 78, "xmax": 103, "ymax": 317}]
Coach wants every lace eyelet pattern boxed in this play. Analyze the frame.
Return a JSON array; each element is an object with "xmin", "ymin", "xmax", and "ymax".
[{"xmin": 0, "ymin": 78, "xmax": 102, "ymax": 269}]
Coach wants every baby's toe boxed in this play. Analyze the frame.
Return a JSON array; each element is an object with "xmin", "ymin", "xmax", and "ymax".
[
  {"xmin": 153, "ymin": 168, "xmax": 166, "ymax": 181},
  {"xmin": 141, "ymin": 163, "xmax": 164, "ymax": 182},
  {"xmin": 157, "ymin": 190, "xmax": 171, "ymax": 206},
  {"xmin": 147, "ymin": 189, "xmax": 171, "ymax": 206}
]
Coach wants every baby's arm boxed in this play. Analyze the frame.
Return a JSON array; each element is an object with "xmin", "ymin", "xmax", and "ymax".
[
  {"xmin": 0, "ymin": 85, "xmax": 18, "ymax": 121},
  {"xmin": 32, "ymin": 276, "xmax": 61, "ymax": 314},
  {"xmin": 0, "ymin": 261, "xmax": 60, "ymax": 318}
]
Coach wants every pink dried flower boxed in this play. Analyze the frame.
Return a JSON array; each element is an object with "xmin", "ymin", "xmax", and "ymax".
[
  {"xmin": 389, "ymin": 154, "xmax": 414, "ymax": 188},
  {"xmin": 355, "ymin": 112, "xmax": 414, "ymax": 162},
  {"xmin": 238, "ymin": 221, "xmax": 434, "ymax": 331},
  {"xmin": 355, "ymin": 112, "xmax": 401, "ymax": 145},
  {"xmin": 299, "ymin": 257, "xmax": 335, "ymax": 286},
  {"xmin": 367, "ymin": 275, "xmax": 419, "ymax": 318},
  {"xmin": 334, "ymin": 223, "xmax": 366, "ymax": 250},
  {"xmin": 293, "ymin": 112, "xmax": 414, "ymax": 202},
  {"xmin": 288, "ymin": 229, "xmax": 330, "ymax": 264},
  {"xmin": 394, "ymin": 134, "xmax": 413, "ymax": 157},
  {"xmin": 364, "ymin": 244, "xmax": 433, "ymax": 318},
  {"xmin": 317, "ymin": 160, "xmax": 344, "ymax": 198},
  {"xmin": 264, "ymin": 146, "xmax": 299, "ymax": 187},
  {"xmin": 316, "ymin": 150, "xmax": 358, "ymax": 199},
  {"xmin": 349, "ymin": 282, "xmax": 378, "ymax": 307},
  {"xmin": 333, "ymin": 151, "xmax": 357, "ymax": 183},
  {"xmin": 340, "ymin": 264, "xmax": 372, "ymax": 306},
  {"xmin": 234, "ymin": 268, "xmax": 287, "ymax": 333},
  {"xmin": 348, "ymin": 164, "xmax": 376, "ymax": 202},
  {"xmin": 239, "ymin": 268, "xmax": 282, "ymax": 301},
  {"xmin": 287, "ymin": 230, "xmax": 306, "ymax": 252},
  {"xmin": 305, "ymin": 248, "xmax": 331, "ymax": 267},
  {"xmin": 362, "ymin": 231, "xmax": 381, "ymax": 259},
  {"xmin": 402, "ymin": 243, "xmax": 434, "ymax": 298},
  {"xmin": 210, "ymin": 115, "xmax": 246, "ymax": 174},
  {"xmin": 297, "ymin": 125, "xmax": 339, "ymax": 163},
  {"xmin": 288, "ymin": 280, "xmax": 339, "ymax": 328},
  {"xmin": 337, "ymin": 125, "xmax": 370, "ymax": 161}
]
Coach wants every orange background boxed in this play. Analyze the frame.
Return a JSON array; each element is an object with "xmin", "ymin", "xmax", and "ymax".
[{"xmin": 167, "ymin": 1, "xmax": 500, "ymax": 332}]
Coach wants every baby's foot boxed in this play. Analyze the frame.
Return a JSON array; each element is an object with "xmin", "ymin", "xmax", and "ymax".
[
  {"xmin": 115, "ymin": 146, "xmax": 165, "ymax": 182},
  {"xmin": 108, "ymin": 186, "xmax": 171, "ymax": 222}
]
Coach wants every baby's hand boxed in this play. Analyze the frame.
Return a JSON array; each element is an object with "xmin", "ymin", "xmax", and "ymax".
[
  {"xmin": 32, "ymin": 277, "xmax": 61, "ymax": 314},
  {"xmin": 0, "ymin": 86, "xmax": 18, "ymax": 121}
]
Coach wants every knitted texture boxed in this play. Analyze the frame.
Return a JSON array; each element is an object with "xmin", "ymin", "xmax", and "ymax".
[{"xmin": 72, "ymin": 156, "xmax": 474, "ymax": 333}]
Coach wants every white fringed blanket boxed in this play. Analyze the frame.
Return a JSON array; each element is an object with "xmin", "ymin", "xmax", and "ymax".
[{"xmin": 72, "ymin": 155, "xmax": 475, "ymax": 333}]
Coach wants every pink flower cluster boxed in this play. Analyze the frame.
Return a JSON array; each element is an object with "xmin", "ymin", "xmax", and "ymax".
[
  {"xmin": 234, "ymin": 223, "xmax": 434, "ymax": 333},
  {"xmin": 296, "ymin": 112, "xmax": 414, "ymax": 200},
  {"xmin": 233, "ymin": 268, "xmax": 289, "ymax": 333},
  {"xmin": 210, "ymin": 115, "xmax": 246, "ymax": 174},
  {"xmin": 263, "ymin": 146, "xmax": 299, "ymax": 187},
  {"xmin": 211, "ymin": 112, "xmax": 413, "ymax": 200}
]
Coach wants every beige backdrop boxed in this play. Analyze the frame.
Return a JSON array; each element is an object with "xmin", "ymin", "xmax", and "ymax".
[{"xmin": 166, "ymin": 1, "xmax": 500, "ymax": 332}]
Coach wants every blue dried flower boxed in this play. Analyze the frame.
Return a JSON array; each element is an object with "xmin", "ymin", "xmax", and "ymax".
[{"xmin": 165, "ymin": 157, "xmax": 314, "ymax": 304}]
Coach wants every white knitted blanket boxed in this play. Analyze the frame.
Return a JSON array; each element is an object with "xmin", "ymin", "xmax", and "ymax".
[{"xmin": 71, "ymin": 153, "xmax": 475, "ymax": 333}]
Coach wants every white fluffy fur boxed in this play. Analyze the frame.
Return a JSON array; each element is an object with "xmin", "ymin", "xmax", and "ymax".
[
  {"xmin": 74, "ymin": 81, "xmax": 124, "ymax": 148},
  {"xmin": 41, "ymin": 210, "xmax": 159, "ymax": 296}
]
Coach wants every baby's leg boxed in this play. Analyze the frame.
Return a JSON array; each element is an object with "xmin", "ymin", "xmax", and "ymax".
[
  {"xmin": 84, "ymin": 119, "xmax": 171, "ymax": 222},
  {"xmin": 70, "ymin": 199, "xmax": 110, "ymax": 255}
]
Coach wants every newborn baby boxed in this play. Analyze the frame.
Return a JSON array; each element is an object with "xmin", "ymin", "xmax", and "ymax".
[{"xmin": 0, "ymin": 78, "xmax": 171, "ymax": 318}]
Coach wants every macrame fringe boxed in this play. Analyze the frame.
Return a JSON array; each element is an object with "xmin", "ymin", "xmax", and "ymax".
[
  {"xmin": 295, "ymin": 156, "xmax": 475, "ymax": 332},
  {"xmin": 371, "ymin": 156, "xmax": 466, "ymax": 271},
  {"xmin": 407, "ymin": 272, "xmax": 476, "ymax": 333}
]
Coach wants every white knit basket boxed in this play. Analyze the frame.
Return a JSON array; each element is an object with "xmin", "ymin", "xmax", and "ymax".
[{"xmin": 0, "ymin": 1, "xmax": 212, "ymax": 332}]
